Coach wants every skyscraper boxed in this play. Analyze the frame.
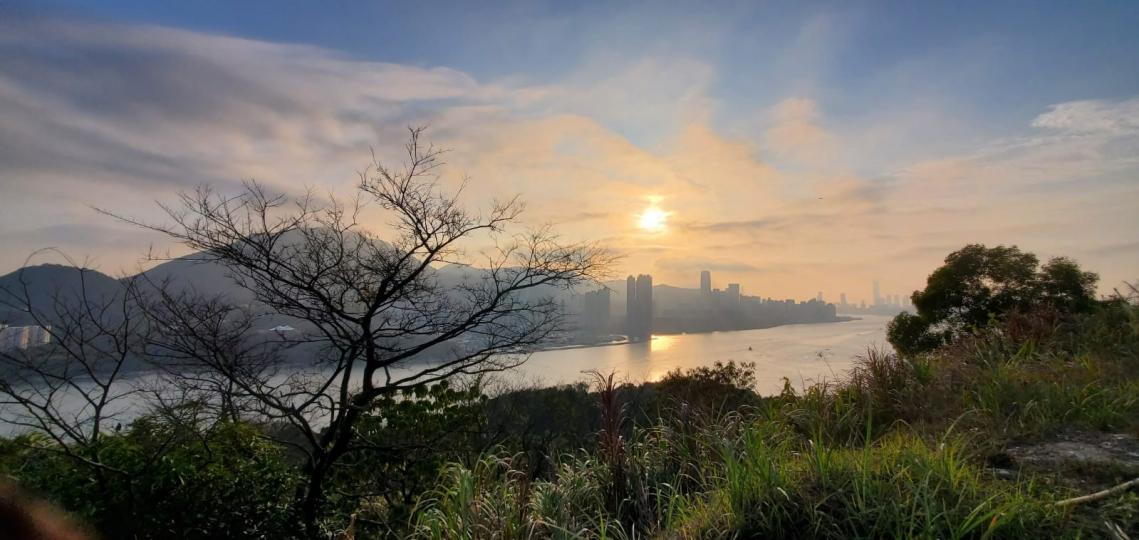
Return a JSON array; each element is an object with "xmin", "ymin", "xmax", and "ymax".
[
  {"xmin": 840, "ymin": 293, "xmax": 847, "ymax": 306},
  {"xmin": 626, "ymin": 275, "xmax": 637, "ymax": 337},
  {"xmin": 700, "ymin": 270, "xmax": 711, "ymax": 296},
  {"xmin": 626, "ymin": 274, "xmax": 653, "ymax": 341},
  {"xmin": 873, "ymin": 280, "xmax": 881, "ymax": 306},
  {"xmin": 636, "ymin": 274, "xmax": 653, "ymax": 340}
]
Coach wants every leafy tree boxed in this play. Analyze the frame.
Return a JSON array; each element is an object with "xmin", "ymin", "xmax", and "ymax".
[
  {"xmin": 885, "ymin": 312, "xmax": 942, "ymax": 357},
  {"xmin": 1038, "ymin": 256, "xmax": 1098, "ymax": 313},
  {"xmin": 328, "ymin": 380, "xmax": 487, "ymax": 534},
  {"xmin": 889, "ymin": 244, "xmax": 1099, "ymax": 355}
]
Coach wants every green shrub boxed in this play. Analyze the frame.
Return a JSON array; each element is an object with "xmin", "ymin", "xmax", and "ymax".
[{"xmin": 1, "ymin": 417, "xmax": 299, "ymax": 539}]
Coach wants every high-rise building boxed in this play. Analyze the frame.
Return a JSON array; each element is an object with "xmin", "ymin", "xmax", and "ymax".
[
  {"xmin": 873, "ymin": 280, "xmax": 881, "ymax": 306},
  {"xmin": 726, "ymin": 283, "xmax": 741, "ymax": 306},
  {"xmin": 840, "ymin": 293, "xmax": 847, "ymax": 306},
  {"xmin": 700, "ymin": 270, "xmax": 711, "ymax": 296},
  {"xmin": 816, "ymin": 291, "xmax": 824, "ymax": 302},
  {"xmin": 581, "ymin": 288, "xmax": 611, "ymax": 334},
  {"xmin": 636, "ymin": 274, "xmax": 653, "ymax": 339},
  {"xmin": 626, "ymin": 275, "xmax": 637, "ymax": 337},
  {"xmin": 625, "ymin": 274, "xmax": 653, "ymax": 341}
]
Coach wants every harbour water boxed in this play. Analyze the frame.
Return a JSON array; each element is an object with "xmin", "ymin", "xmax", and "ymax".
[
  {"xmin": 501, "ymin": 315, "xmax": 891, "ymax": 393},
  {"xmin": 0, "ymin": 315, "xmax": 891, "ymax": 434}
]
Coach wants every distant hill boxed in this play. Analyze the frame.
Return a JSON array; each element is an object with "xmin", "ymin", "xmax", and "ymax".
[
  {"xmin": 0, "ymin": 264, "xmax": 125, "ymax": 325},
  {"xmin": 2, "ymin": 231, "xmax": 582, "ymax": 329},
  {"xmin": 138, "ymin": 255, "xmax": 256, "ymax": 304}
]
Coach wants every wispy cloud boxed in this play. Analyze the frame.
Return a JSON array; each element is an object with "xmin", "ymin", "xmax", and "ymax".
[{"xmin": 1, "ymin": 14, "xmax": 1136, "ymax": 298}]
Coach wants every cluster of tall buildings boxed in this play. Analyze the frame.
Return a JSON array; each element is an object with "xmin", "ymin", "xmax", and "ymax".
[
  {"xmin": 625, "ymin": 274, "xmax": 653, "ymax": 341},
  {"xmin": 667, "ymin": 271, "xmax": 835, "ymax": 332},
  {"xmin": 0, "ymin": 325, "xmax": 52, "ymax": 352},
  {"xmin": 831, "ymin": 280, "xmax": 912, "ymax": 316},
  {"xmin": 572, "ymin": 270, "xmax": 842, "ymax": 341},
  {"xmin": 700, "ymin": 271, "xmax": 742, "ymax": 307}
]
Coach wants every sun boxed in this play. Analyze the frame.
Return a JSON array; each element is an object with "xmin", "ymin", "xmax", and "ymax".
[{"xmin": 637, "ymin": 206, "xmax": 669, "ymax": 232}]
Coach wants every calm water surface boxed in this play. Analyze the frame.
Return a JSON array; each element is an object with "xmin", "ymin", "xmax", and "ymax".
[
  {"xmin": 0, "ymin": 316, "xmax": 889, "ymax": 434},
  {"xmin": 506, "ymin": 315, "xmax": 891, "ymax": 393}
]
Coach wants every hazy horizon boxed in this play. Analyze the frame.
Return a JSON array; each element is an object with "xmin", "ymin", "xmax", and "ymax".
[{"xmin": 2, "ymin": 1, "xmax": 1137, "ymax": 300}]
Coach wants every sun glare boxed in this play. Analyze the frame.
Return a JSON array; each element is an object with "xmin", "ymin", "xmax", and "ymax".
[{"xmin": 637, "ymin": 206, "xmax": 669, "ymax": 232}]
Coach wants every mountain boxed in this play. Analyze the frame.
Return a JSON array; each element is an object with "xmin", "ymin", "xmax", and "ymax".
[
  {"xmin": 139, "ymin": 255, "xmax": 255, "ymax": 304},
  {"xmin": 0, "ymin": 264, "xmax": 125, "ymax": 325},
  {"xmin": 2, "ymin": 228, "xmax": 585, "ymax": 328}
]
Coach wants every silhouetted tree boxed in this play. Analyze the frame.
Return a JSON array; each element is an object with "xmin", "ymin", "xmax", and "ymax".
[
  {"xmin": 108, "ymin": 127, "xmax": 614, "ymax": 537},
  {"xmin": 888, "ymin": 244, "xmax": 1099, "ymax": 356}
]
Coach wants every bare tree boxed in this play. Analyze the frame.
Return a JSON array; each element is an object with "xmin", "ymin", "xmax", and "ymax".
[
  {"xmin": 0, "ymin": 256, "xmax": 155, "ymax": 511},
  {"xmin": 108, "ymin": 128, "xmax": 615, "ymax": 536}
]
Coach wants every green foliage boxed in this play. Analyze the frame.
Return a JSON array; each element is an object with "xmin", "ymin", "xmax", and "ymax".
[
  {"xmin": 483, "ymin": 382, "xmax": 598, "ymax": 468},
  {"xmin": 887, "ymin": 312, "xmax": 944, "ymax": 357},
  {"xmin": 653, "ymin": 360, "xmax": 761, "ymax": 417},
  {"xmin": 411, "ymin": 425, "xmax": 1072, "ymax": 539},
  {"xmin": 329, "ymin": 380, "xmax": 487, "ymax": 534},
  {"xmin": 889, "ymin": 244, "xmax": 1100, "ymax": 355},
  {"xmin": 0, "ymin": 416, "xmax": 299, "ymax": 539},
  {"xmin": 684, "ymin": 431, "xmax": 1064, "ymax": 539},
  {"xmin": 411, "ymin": 290, "xmax": 1139, "ymax": 539}
]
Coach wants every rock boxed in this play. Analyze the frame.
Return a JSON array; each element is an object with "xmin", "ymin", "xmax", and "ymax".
[{"xmin": 1006, "ymin": 431, "xmax": 1139, "ymax": 472}]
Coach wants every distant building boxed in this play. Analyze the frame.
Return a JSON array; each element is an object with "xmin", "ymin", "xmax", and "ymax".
[
  {"xmin": 626, "ymin": 276, "xmax": 637, "ymax": 337},
  {"xmin": 637, "ymin": 274, "xmax": 653, "ymax": 339},
  {"xmin": 0, "ymin": 326, "xmax": 29, "ymax": 351},
  {"xmin": 0, "ymin": 325, "xmax": 50, "ymax": 351},
  {"xmin": 816, "ymin": 291, "xmax": 824, "ymax": 302},
  {"xmin": 700, "ymin": 270, "xmax": 711, "ymax": 296},
  {"xmin": 27, "ymin": 326, "xmax": 51, "ymax": 347},
  {"xmin": 840, "ymin": 293, "xmax": 847, "ymax": 306},
  {"xmin": 726, "ymin": 283, "xmax": 741, "ymax": 306},
  {"xmin": 581, "ymin": 287, "xmax": 611, "ymax": 334},
  {"xmin": 873, "ymin": 280, "xmax": 881, "ymax": 306},
  {"xmin": 626, "ymin": 274, "xmax": 653, "ymax": 341}
]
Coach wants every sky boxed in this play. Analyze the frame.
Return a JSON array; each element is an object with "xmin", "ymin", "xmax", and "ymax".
[{"xmin": 1, "ymin": 1, "xmax": 1138, "ymax": 303}]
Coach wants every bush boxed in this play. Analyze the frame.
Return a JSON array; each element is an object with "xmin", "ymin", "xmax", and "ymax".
[{"xmin": 1, "ymin": 417, "xmax": 299, "ymax": 539}]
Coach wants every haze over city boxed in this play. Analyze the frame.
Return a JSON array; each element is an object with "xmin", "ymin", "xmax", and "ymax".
[{"xmin": 2, "ymin": 1, "xmax": 1137, "ymax": 301}]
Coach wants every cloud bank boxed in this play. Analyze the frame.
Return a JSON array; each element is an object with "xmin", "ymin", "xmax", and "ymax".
[{"xmin": 1, "ymin": 15, "xmax": 1136, "ymax": 301}]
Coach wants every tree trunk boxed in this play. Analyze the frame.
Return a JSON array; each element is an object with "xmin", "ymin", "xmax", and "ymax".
[
  {"xmin": 296, "ymin": 402, "xmax": 368, "ymax": 539},
  {"xmin": 299, "ymin": 460, "xmax": 331, "ymax": 540}
]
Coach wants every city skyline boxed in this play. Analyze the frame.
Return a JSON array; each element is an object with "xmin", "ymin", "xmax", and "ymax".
[{"xmin": 602, "ymin": 268, "xmax": 909, "ymax": 312}]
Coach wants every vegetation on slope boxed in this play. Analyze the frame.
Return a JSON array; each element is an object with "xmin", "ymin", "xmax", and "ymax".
[{"xmin": 1, "ymin": 245, "xmax": 1136, "ymax": 538}]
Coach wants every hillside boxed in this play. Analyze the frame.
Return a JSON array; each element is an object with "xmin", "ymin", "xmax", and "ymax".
[{"xmin": 0, "ymin": 264, "xmax": 124, "ymax": 325}]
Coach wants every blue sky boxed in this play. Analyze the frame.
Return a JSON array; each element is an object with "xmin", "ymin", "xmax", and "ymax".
[{"xmin": 2, "ymin": 1, "xmax": 1138, "ymax": 299}]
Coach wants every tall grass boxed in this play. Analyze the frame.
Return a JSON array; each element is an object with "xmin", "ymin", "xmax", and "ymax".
[{"xmin": 409, "ymin": 296, "xmax": 1139, "ymax": 538}]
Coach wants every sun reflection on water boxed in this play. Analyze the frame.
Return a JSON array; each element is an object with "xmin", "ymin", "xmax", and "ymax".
[{"xmin": 649, "ymin": 334, "xmax": 675, "ymax": 352}]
